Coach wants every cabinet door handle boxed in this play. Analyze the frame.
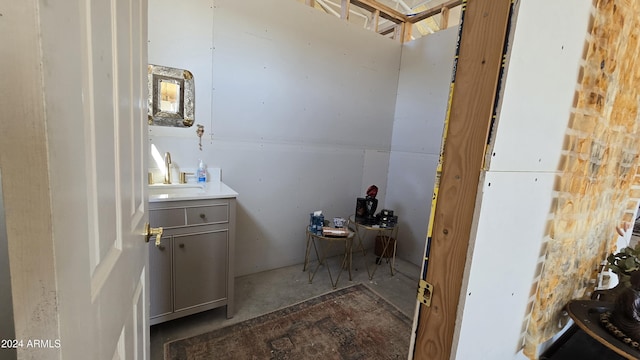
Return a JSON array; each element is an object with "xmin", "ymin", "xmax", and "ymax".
[
  {"xmin": 199, "ymin": 213, "xmax": 206, "ymax": 219},
  {"xmin": 179, "ymin": 243, "xmax": 185, "ymax": 248}
]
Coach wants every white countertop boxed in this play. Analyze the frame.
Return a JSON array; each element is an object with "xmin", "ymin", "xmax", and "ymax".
[{"xmin": 148, "ymin": 181, "xmax": 238, "ymax": 202}]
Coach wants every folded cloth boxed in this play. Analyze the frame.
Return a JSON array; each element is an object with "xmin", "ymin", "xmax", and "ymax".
[{"xmin": 322, "ymin": 227, "xmax": 349, "ymax": 237}]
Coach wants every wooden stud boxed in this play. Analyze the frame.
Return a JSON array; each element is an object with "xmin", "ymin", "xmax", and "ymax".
[
  {"xmin": 394, "ymin": 23, "xmax": 402, "ymax": 40},
  {"xmin": 372, "ymin": 9, "xmax": 380, "ymax": 32},
  {"xmin": 440, "ymin": 6, "xmax": 450, "ymax": 30},
  {"xmin": 341, "ymin": 0, "xmax": 351, "ymax": 20},
  {"xmin": 403, "ymin": 22, "xmax": 413, "ymax": 43},
  {"xmin": 412, "ymin": 1, "xmax": 512, "ymax": 359}
]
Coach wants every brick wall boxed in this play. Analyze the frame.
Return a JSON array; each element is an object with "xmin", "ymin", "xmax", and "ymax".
[{"xmin": 523, "ymin": 0, "xmax": 640, "ymax": 357}]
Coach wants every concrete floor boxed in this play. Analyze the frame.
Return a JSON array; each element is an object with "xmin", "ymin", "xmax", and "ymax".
[{"xmin": 150, "ymin": 250, "xmax": 421, "ymax": 359}]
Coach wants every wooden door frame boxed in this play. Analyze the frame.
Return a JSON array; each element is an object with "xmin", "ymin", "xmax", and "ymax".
[
  {"xmin": 412, "ymin": 0, "xmax": 513, "ymax": 359},
  {"xmin": 0, "ymin": 1, "xmax": 62, "ymax": 357}
]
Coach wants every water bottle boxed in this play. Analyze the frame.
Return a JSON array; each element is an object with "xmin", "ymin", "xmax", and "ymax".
[{"xmin": 197, "ymin": 159, "xmax": 207, "ymax": 184}]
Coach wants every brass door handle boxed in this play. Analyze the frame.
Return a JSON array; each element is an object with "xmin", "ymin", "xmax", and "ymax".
[{"xmin": 144, "ymin": 223, "xmax": 164, "ymax": 246}]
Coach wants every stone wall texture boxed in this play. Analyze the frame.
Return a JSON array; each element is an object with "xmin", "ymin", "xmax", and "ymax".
[{"xmin": 523, "ymin": 0, "xmax": 640, "ymax": 358}]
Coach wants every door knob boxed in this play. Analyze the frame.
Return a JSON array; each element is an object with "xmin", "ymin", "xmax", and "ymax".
[{"xmin": 144, "ymin": 223, "xmax": 164, "ymax": 246}]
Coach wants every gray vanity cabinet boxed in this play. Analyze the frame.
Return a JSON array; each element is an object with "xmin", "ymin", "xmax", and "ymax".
[
  {"xmin": 173, "ymin": 231, "xmax": 227, "ymax": 311},
  {"xmin": 149, "ymin": 235, "xmax": 172, "ymax": 319},
  {"xmin": 148, "ymin": 197, "xmax": 236, "ymax": 325}
]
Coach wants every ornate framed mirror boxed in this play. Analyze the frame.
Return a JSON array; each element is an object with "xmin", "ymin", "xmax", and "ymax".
[{"xmin": 148, "ymin": 64, "xmax": 195, "ymax": 127}]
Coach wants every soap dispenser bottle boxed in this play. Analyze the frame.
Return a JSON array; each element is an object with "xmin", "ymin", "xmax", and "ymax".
[{"xmin": 197, "ymin": 159, "xmax": 207, "ymax": 184}]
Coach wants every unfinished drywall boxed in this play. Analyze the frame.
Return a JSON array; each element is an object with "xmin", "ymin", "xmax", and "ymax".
[
  {"xmin": 148, "ymin": 0, "xmax": 402, "ymax": 276},
  {"xmin": 452, "ymin": 0, "xmax": 593, "ymax": 359},
  {"xmin": 210, "ymin": 0, "xmax": 399, "ymax": 148},
  {"xmin": 385, "ymin": 27, "xmax": 458, "ymax": 267},
  {"xmin": 147, "ymin": 0, "xmax": 213, "ymax": 138},
  {"xmin": 385, "ymin": 28, "xmax": 458, "ymax": 266},
  {"xmin": 456, "ymin": 172, "xmax": 557, "ymax": 360}
]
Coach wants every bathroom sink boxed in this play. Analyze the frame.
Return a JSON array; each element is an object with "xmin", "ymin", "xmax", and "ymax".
[
  {"xmin": 147, "ymin": 181, "xmax": 238, "ymax": 202},
  {"xmin": 148, "ymin": 184, "xmax": 205, "ymax": 198}
]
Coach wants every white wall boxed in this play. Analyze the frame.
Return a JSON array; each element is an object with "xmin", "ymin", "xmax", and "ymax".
[
  {"xmin": 148, "ymin": 0, "xmax": 402, "ymax": 276},
  {"xmin": 385, "ymin": 27, "xmax": 458, "ymax": 267},
  {"xmin": 452, "ymin": 1, "xmax": 592, "ymax": 359},
  {"xmin": 148, "ymin": 0, "xmax": 213, "ymax": 138}
]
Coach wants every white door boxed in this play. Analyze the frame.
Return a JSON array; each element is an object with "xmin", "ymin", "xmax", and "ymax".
[
  {"xmin": 39, "ymin": 0, "xmax": 150, "ymax": 358},
  {"xmin": 81, "ymin": 0, "xmax": 149, "ymax": 358}
]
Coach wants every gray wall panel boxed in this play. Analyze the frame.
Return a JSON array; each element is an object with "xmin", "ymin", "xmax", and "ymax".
[
  {"xmin": 148, "ymin": 0, "xmax": 402, "ymax": 276},
  {"xmin": 386, "ymin": 28, "xmax": 458, "ymax": 266}
]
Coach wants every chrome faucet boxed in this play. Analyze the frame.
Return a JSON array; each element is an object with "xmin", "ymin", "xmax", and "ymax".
[{"xmin": 164, "ymin": 152, "xmax": 172, "ymax": 184}]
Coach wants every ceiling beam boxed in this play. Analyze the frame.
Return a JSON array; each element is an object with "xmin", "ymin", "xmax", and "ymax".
[
  {"xmin": 379, "ymin": 23, "xmax": 397, "ymax": 36},
  {"xmin": 408, "ymin": 0, "xmax": 462, "ymax": 24},
  {"xmin": 350, "ymin": 0, "xmax": 408, "ymax": 23}
]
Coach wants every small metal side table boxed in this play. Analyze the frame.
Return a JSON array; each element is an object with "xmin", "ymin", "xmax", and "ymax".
[
  {"xmin": 304, "ymin": 227, "xmax": 355, "ymax": 289},
  {"xmin": 349, "ymin": 215, "xmax": 398, "ymax": 280}
]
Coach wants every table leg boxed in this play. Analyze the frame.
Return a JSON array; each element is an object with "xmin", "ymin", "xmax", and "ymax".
[
  {"xmin": 308, "ymin": 235, "xmax": 353, "ymax": 289},
  {"xmin": 348, "ymin": 237, "xmax": 353, "ymax": 281},
  {"xmin": 303, "ymin": 231, "xmax": 311, "ymax": 271},
  {"xmin": 351, "ymin": 223, "xmax": 367, "ymax": 256},
  {"xmin": 390, "ymin": 226, "xmax": 398, "ymax": 275},
  {"xmin": 368, "ymin": 228, "xmax": 397, "ymax": 279},
  {"xmin": 308, "ymin": 235, "xmax": 324, "ymax": 284}
]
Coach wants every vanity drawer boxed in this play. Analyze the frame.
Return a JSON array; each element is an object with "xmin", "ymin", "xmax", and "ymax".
[
  {"xmin": 186, "ymin": 204, "xmax": 228, "ymax": 225},
  {"xmin": 150, "ymin": 208, "xmax": 186, "ymax": 228}
]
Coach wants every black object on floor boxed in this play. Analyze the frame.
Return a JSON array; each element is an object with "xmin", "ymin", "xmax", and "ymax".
[{"xmin": 540, "ymin": 325, "xmax": 625, "ymax": 360}]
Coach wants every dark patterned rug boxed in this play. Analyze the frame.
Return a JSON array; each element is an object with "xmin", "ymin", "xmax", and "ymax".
[{"xmin": 165, "ymin": 284, "xmax": 412, "ymax": 359}]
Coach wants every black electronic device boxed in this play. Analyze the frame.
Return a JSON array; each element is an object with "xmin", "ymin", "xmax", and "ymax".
[{"xmin": 355, "ymin": 197, "xmax": 378, "ymax": 225}]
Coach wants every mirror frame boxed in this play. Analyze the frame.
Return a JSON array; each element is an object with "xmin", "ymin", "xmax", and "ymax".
[{"xmin": 148, "ymin": 64, "xmax": 195, "ymax": 127}]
